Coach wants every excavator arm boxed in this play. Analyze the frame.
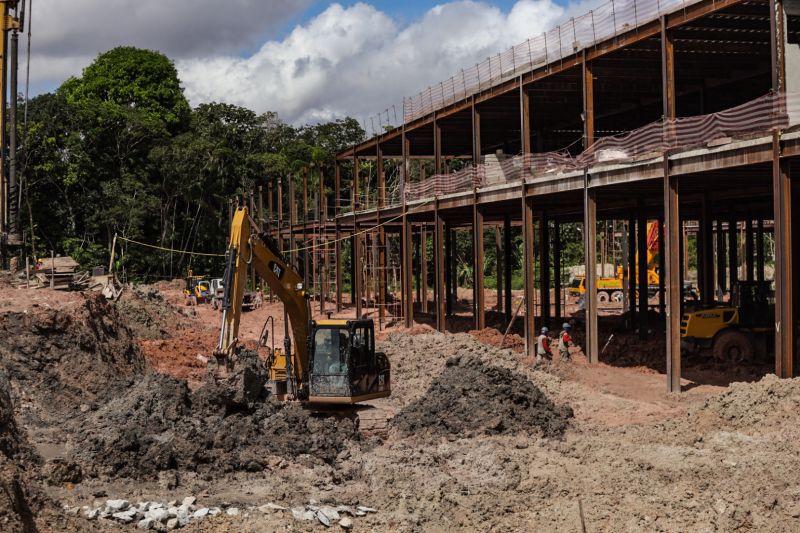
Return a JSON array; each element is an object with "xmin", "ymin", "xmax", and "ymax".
[{"xmin": 217, "ymin": 207, "xmax": 311, "ymax": 386}]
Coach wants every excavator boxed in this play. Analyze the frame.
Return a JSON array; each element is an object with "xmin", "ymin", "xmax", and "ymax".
[{"xmin": 214, "ymin": 206, "xmax": 391, "ymax": 404}]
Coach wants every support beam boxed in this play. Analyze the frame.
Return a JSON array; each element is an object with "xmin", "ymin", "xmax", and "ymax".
[
  {"xmin": 770, "ymin": 0, "xmax": 786, "ymax": 92},
  {"xmin": 335, "ymin": 219, "xmax": 342, "ymax": 312},
  {"xmin": 334, "ymin": 162, "xmax": 341, "ymax": 216},
  {"xmin": 402, "ymin": 209, "xmax": 414, "ymax": 328},
  {"xmin": 520, "ymin": 85, "xmax": 531, "ymax": 154},
  {"xmin": 658, "ymin": 218, "xmax": 666, "ymax": 314},
  {"xmin": 523, "ymin": 195, "xmax": 536, "ymax": 358},
  {"xmin": 503, "ymin": 216, "xmax": 513, "ymax": 325},
  {"xmin": 661, "ymin": 16, "xmax": 676, "ymax": 120},
  {"xmin": 729, "ymin": 213, "xmax": 738, "ymax": 290},
  {"xmin": 473, "ymin": 192, "xmax": 485, "ymax": 330},
  {"xmin": 664, "ymin": 155, "xmax": 681, "ymax": 393},
  {"xmin": 421, "ymin": 226, "xmax": 429, "ymax": 313},
  {"xmin": 584, "ymin": 173, "xmax": 599, "ymax": 363},
  {"xmin": 540, "ymin": 214, "xmax": 551, "ymax": 327},
  {"xmin": 582, "ymin": 53, "xmax": 595, "ymax": 149},
  {"xmin": 445, "ymin": 224, "xmax": 453, "ymax": 316},
  {"xmin": 773, "ymin": 133, "xmax": 793, "ymax": 378},
  {"xmin": 757, "ymin": 219, "xmax": 765, "ymax": 283},
  {"xmin": 628, "ymin": 215, "xmax": 637, "ymax": 329},
  {"xmin": 434, "ymin": 200, "xmax": 446, "ymax": 332},
  {"xmin": 277, "ymin": 178, "xmax": 284, "ymax": 252},
  {"xmin": 496, "ymin": 227, "xmax": 503, "ymax": 316},
  {"xmin": 638, "ymin": 209, "xmax": 649, "ymax": 339},
  {"xmin": 434, "ymin": 117, "xmax": 442, "ymax": 175},
  {"xmin": 554, "ymin": 220, "xmax": 562, "ymax": 321},
  {"xmin": 472, "ymin": 100, "xmax": 482, "ymax": 166},
  {"xmin": 354, "ymin": 227, "xmax": 363, "ymax": 319},
  {"xmin": 716, "ymin": 219, "xmax": 726, "ymax": 296},
  {"xmin": 746, "ymin": 218, "xmax": 755, "ymax": 282},
  {"xmin": 353, "ymin": 157, "xmax": 360, "ymax": 211},
  {"xmin": 701, "ymin": 193, "xmax": 714, "ymax": 305}
]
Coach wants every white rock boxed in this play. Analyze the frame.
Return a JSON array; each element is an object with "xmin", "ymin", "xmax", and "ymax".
[
  {"xmin": 192, "ymin": 508, "xmax": 209, "ymax": 519},
  {"xmin": 181, "ymin": 496, "xmax": 196, "ymax": 507},
  {"xmin": 84, "ymin": 508, "xmax": 100, "ymax": 520},
  {"xmin": 259, "ymin": 503, "xmax": 287, "ymax": 512},
  {"xmin": 112, "ymin": 511, "xmax": 136, "ymax": 524},
  {"xmin": 107, "ymin": 499, "xmax": 130, "ymax": 512},
  {"xmin": 226, "ymin": 507, "xmax": 240, "ymax": 516},
  {"xmin": 339, "ymin": 517, "xmax": 354, "ymax": 529},
  {"xmin": 137, "ymin": 518, "xmax": 155, "ymax": 530},
  {"xmin": 167, "ymin": 506, "xmax": 179, "ymax": 518},
  {"xmin": 148, "ymin": 509, "xmax": 170, "ymax": 523},
  {"xmin": 209, "ymin": 507, "xmax": 221, "ymax": 516},
  {"xmin": 320, "ymin": 507, "xmax": 340, "ymax": 521},
  {"xmin": 317, "ymin": 510, "xmax": 332, "ymax": 527},
  {"xmin": 166, "ymin": 518, "xmax": 179, "ymax": 530},
  {"xmin": 356, "ymin": 506, "xmax": 376, "ymax": 513}
]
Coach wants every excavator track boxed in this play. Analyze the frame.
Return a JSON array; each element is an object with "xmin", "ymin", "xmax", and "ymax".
[{"xmin": 309, "ymin": 404, "xmax": 397, "ymax": 440}]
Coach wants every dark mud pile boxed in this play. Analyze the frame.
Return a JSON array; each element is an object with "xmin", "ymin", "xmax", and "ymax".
[
  {"xmin": 393, "ymin": 355, "xmax": 573, "ymax": 438},
  {"xmin": 70, "ymin": 353, "xmax": 358, "ymax": 480},
  {"xmin": 0, "ymin": 294, "xmax": 145, "ymax": 412},
  {"xmin": 114, "ymin": 285, "xmax": 188, "ymax": 340}
]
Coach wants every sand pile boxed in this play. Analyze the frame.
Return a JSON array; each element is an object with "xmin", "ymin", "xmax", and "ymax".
[
  {"xmin": 696, "ymin": 373, "xmax": 800, "ymax": 429},
  {"xmin": 393, "ymin": 355, "xmax": 572, "ymax": 438}
]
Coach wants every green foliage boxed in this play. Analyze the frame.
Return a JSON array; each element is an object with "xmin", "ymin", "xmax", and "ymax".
[{"xmin": 19, "ymin": 46, "xmax": 365, "ymax": 282}]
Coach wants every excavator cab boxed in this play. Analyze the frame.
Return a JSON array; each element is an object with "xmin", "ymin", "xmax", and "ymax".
[{"xmin": 307, "ymin": 319, "xmax": 391, "ymax": 403}]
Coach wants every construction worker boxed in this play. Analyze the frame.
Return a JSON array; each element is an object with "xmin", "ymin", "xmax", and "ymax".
[
  {"xmin": 536, "ymin": 327, "xmax": 550, "ymax": 364},
  {"xmin": 558, "ymin": 322, "xmax": 573, "ymax": 362}
]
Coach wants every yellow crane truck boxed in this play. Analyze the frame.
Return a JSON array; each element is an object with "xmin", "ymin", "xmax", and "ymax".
[{"xmin": 215, "ymin": 206, "xmax": 391, "ymax": 404}]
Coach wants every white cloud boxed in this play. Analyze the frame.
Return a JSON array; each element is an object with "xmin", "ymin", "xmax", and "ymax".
[
  {"xmin": 179, "ymin": 1, "xmax": 571, "ymax": 125},
  {"xmin": 25, "ymin": 1, "xmax": 594, "ymax": 126}
]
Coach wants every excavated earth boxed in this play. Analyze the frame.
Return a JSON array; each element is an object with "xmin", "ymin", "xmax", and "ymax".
[{"xmin": 2, "ymin": 286, "xmax": 800, "ymax": 531}]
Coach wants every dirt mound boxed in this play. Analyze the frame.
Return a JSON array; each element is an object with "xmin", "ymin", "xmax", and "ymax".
[
  {"xmin": 469, "ymin": 327, "xmax": 524, "ymax": 353},
  {"xmin": 115, "ymin": 284, "xmax": 190, "ymax": 340},
  {"xmin": 0, "ymin": 294, "xmax": 145, "ymax": 412},
  {"xmin": 696, "ymin": 374, "xmax": 800, "ymax": 429},
  {"xmin": 392, "ymin": 355, "xmax": 572, "ymax": 439},
  {"xmin": 70, "ymin": 354, "xmax": 358, "ymax": 480}
]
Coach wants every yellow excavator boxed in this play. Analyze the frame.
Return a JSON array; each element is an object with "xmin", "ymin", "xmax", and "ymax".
[{"xmin": 215, "ymin": 206, "xmax": 391, "ymax": 404}]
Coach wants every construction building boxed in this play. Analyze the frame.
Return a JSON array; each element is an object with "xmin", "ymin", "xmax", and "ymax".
[{"xmin": 266, "ymin": 0, "xmax": 800, "ymax": 392}]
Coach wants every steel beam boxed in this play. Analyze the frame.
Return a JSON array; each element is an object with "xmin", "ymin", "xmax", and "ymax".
[
  {"xmin": 746, "ymin": 218, "xmax": 755, "ymax": 282},
  {"xmin": 582, "ymin": 52, "xmax": 595, "ymax": 149},
  {"xmin": 434, "ymin": 117, "xmax": 442, "ymax": 175},
  {"xmin": 445, "ymin": 224, "xmax": 453, "ymax": 316},
  {"xmin": 472, "ymin": 99, "xmax": 481, "ymax": 165},
  {"xmin": 638, "ymin": 208, "xmax": 649, "ymax": 339},
  {"xmin": 757, "ymin": 218, "xmax": 765, "ymax": 283},
  {"xmin": 402, "ymin": 208, "xmax": 414, "ymax": 328},
  {"xmin": 716, "ymin": 219, "xmax": 726, "ymax": 295},
  {"xmin": 729, "ymin": 213, "xmax": 738, "ymax": 290},
  {"xmin": 335, "ymin": 219, "xmax": 342, "ymax": 312},
  {"xmin": 523, "ymin": 195, "xmax": 536, "ymax": 358},
  {"xmin": 701, "ymin": 192, "xmax": 714, "ymax": 306},
  {"xmin": 354, "ymin": 227, "xmax": 363, "ymax": 319},
  {"xmin": 473, "ymin": 191, "xmax": 486, "ymax": 330},
  {"xmin": 540, "ymin": 214, "xmax": 551, "ymax": 327},
  {"xmin": 554, "ymin": 220, "xmax": 562, "ymax": 321},
  {"xmin": 421, "ymin": 226, "xmax": 428, "ymax": 313},
  {"xmin": 773, "ymin": 133, "xmax": 793, "ymax": 378},
  {"xmin": 664, "ymin": 155, "xmax": 681, "ymax": 393},
  {"xmin": 353, "ymin": 156, "xmax": 360, "ymax": 211},
  {"xmin": 770, "ymin": 0, "xmax": 786, "ymax": 92},
  {"xmin": 628, "ymin": 215, "xmax": 637, "ymax": 329},
  {"xmin": 435, "ymin": 200, "xmax": 446, "ymax": 332},
  {"xmin": 661, "ymin": 16, "xmax": 676, "ymax": 120},
  {"xmin": 584, "ymin": 172, "xmax": 599, "ymax": 363},
  {"xmin": 496, "ymin": 226, "xmax": 504, "ymax": 316},
  {"xmin": 334, "ymin": 162, "xmax": 341, "ymax": 216},
  {"xmin": 521, "ymin": 84, "xmax": 531, "ymax": 154},
  {"xmin": 504, "ymin": 216, "xmax": 513, "ymax": 325}
]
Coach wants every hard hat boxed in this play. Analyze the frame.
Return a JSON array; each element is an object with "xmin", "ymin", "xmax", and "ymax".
[
  {"xmin": 562, "ymin": 322, "xmax": 572, "ymax": 330},
  {"xmin": 541, "ymin": 327, "xmax": 549, "ymax": 334}
]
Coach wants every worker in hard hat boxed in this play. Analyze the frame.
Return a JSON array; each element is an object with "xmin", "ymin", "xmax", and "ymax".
[
  {"xmin": 536, "ymin": 326, "xmax": 550, "ymax": 364},
  {"xmin": 558, "ymin": 322, "xmax": 573, "ymax": 362}
]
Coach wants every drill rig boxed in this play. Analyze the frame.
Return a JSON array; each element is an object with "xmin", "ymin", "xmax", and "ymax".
[{"xmin": 215, "ymin": 206, "xmax": 391, "ymax": 404}]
